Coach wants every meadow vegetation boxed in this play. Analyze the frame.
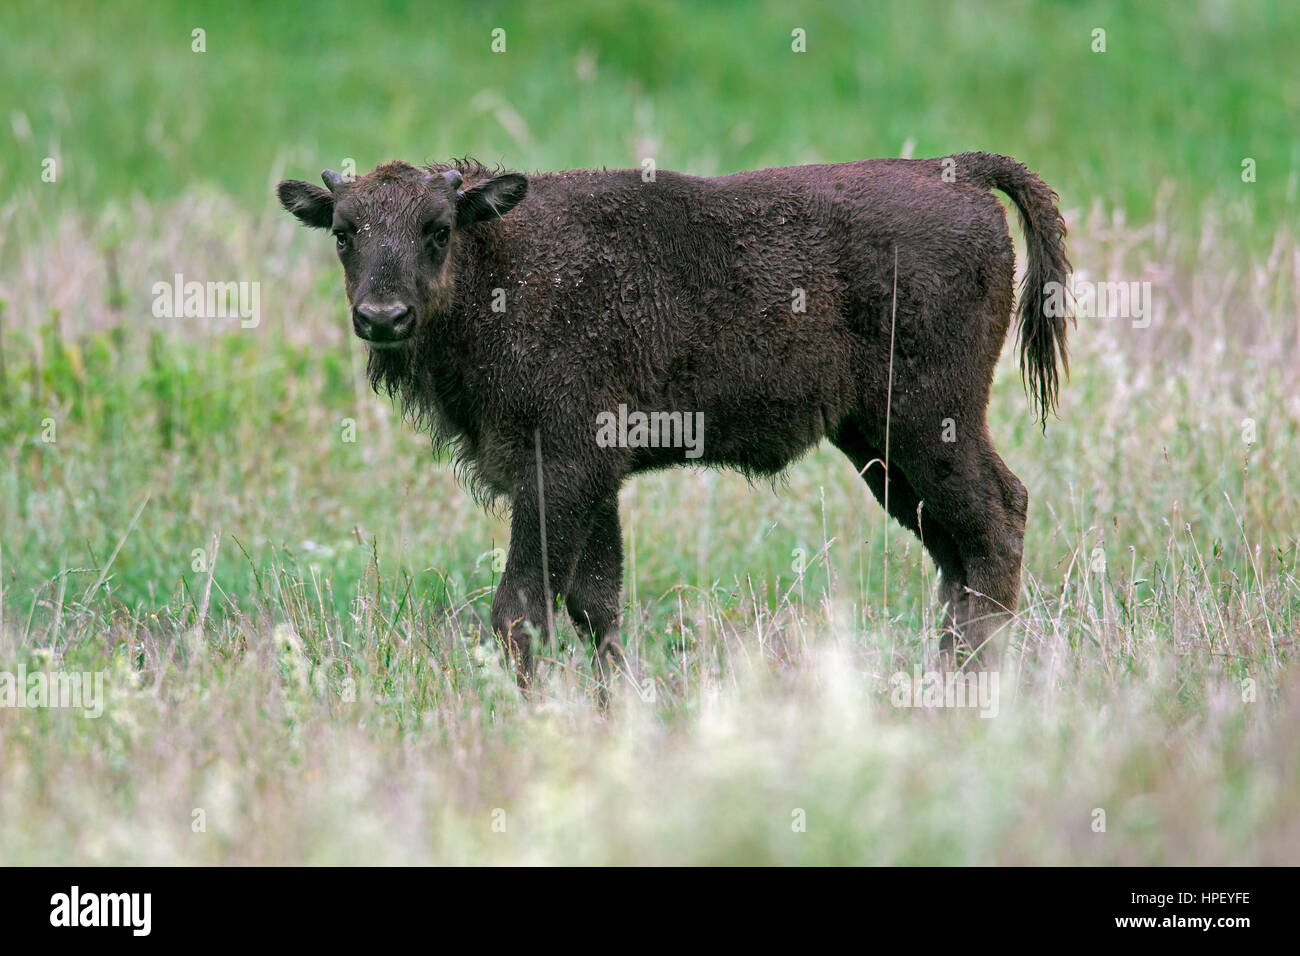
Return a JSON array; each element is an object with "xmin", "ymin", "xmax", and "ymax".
[{"xmin": 0, "ymin": 0, "xmax": 1296, "ymax": 863}]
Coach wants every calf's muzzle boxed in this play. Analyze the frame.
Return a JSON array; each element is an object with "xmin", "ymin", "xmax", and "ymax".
[{"xmin": 354, "ymin": 300, "xmax": 414, "ymax": 344}]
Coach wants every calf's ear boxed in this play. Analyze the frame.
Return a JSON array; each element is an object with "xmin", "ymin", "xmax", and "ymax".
[
  {"xmin": 277, "ymin": 180, "xmax": 334, "ymax": 229},
  {"xmin": 455, "ymin": 173, "xmax": 528, "ymax": 228}
]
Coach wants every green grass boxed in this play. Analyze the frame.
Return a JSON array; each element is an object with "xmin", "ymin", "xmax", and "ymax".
[
  {"xmin": 3, "ymin": 0, "xmax": 1298, "ymax": 229},
  {"xmin": 1, "ymin": 0, "xmax": 1298, "ymax": 864}
]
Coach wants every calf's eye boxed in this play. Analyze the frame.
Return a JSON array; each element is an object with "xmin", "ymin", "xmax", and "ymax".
[
  {"xmin": 430, "ymin": 226, "xmax": 450, "ymax": 246},
  {"xmin": 334, "ymin": 230, "xmax": 350, "ymax": 250}
]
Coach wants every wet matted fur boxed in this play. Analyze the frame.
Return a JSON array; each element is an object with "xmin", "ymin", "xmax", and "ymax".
[{"xmin": 278, "ymin": 152, "xmax": 1071, "ymax": 686}]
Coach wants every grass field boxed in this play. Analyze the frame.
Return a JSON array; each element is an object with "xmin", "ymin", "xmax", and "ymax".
[{"xmin": 1, "ymin": 0, "xmax": 1298, "ymax": 864}]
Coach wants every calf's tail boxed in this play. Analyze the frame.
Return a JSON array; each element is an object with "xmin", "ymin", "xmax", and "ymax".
[{"xmin": 956, "ymin": 152, "xmax": 1072, "ymax": 429}]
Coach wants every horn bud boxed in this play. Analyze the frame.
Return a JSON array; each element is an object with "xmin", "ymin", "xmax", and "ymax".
[{"xmin": 321, "ymin": 169, "xmax": 346, "ymax": 192}]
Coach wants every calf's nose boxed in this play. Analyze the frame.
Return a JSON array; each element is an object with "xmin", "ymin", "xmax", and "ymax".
[{"xmin": 354, "ymin": 301, "xmax": 413, "ymax": 340}]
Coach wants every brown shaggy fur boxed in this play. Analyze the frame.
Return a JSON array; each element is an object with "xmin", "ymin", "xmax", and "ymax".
[{"xmin": 278, "ymin": 152, "xmax": 1071, "ymax": 686}]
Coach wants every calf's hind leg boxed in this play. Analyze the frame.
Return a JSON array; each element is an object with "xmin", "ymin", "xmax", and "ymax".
[
  {"xmin": 829, "ymin": 419, "xmax": 969, "ymax": 643},
  {"xmin": 901, "ymin": 434, "xmax": 1028, "ymax": 667}
]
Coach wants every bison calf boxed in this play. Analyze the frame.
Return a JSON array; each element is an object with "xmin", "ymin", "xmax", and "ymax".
[{"xmin": 278, "ymin": 153, "xmax": 1070, "ymax": 688}]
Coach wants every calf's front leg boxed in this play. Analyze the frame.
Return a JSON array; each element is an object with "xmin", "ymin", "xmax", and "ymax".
[
  {"xmin": 491, "ymin": 447, "xmax": 606, "ymax": 688},
  {"xmin": 565, "ymin": 494, "xmax": 626, "ymax": 693}
]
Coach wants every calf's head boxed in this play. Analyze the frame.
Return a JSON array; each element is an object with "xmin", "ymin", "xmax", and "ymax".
[{"xmin": 277, "ymin": 161, "xmax": 527, "ymax": 348}]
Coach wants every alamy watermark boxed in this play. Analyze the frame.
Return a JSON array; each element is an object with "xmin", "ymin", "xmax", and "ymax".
[
  {"xmin": 595, "ymin": 404, "xmax": 704, "ymax": 459},
  {"xmin": 50, "ymin": 886, "xmax": 150, "ymax": 936},
  {"xmin": 0, "ymin": 665, "xmax": 105, "ymax": 718},
  {"xmin": 151, "ymin": 273, "xmax": 260, "ymax": 328},
  {"xmin": 889, "ymin": 666, "xmax": 999, "ymax": 718},
  {"xmin": 1044, "ymin": 277, "xmax": 1152, "ymax": 328}
]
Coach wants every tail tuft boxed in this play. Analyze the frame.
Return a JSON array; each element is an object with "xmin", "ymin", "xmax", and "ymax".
[{"xmin": 957, "ymin": 152, "xmax": 1072, "ymax": 429}]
